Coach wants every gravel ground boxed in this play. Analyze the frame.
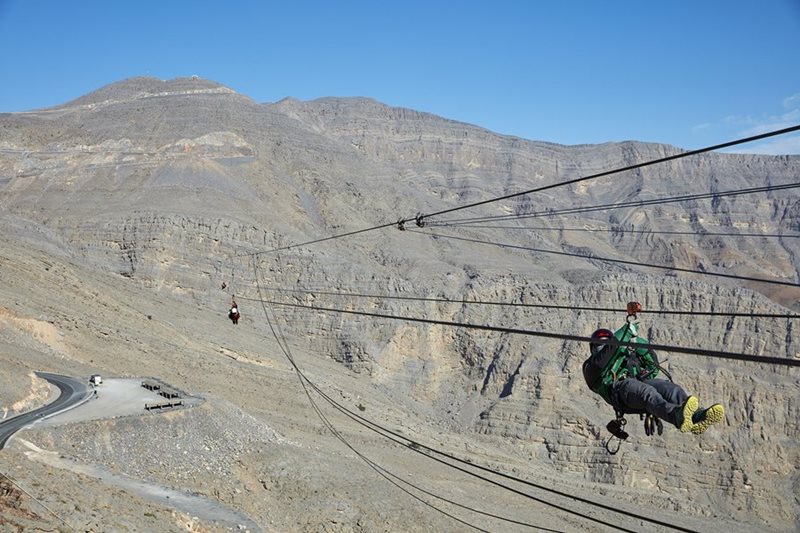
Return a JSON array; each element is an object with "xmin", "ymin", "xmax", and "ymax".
[
  {"xmin": 9, "ymin": 378, "xmax": 268, "ymax": 531},
  {"xmin": 20, "ymin": 395, "xmax": 293, "ymax": 529}
]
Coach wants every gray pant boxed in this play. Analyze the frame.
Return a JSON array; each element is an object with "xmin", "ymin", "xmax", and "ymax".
[{"xmin": 611, "ymin": 378, "xmax": 689, "ymax": 428}]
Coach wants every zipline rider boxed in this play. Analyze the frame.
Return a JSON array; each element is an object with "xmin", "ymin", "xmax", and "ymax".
[{"xmin": 583, "ymin": 302, "xmax": 724, "ymax": 447}]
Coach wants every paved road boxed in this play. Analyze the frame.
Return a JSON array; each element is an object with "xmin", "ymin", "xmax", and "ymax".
[{"xmin": 0, "ymin": 372, "xmax": 91, "ymax": 449}]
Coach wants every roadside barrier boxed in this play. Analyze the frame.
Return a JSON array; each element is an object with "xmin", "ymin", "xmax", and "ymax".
[{"xmin": 144, "ymin": 400, "xmax": 183, "ymax": 411}]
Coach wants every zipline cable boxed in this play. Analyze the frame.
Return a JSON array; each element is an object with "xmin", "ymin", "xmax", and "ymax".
[
  {"xmin": 0, "ymin": 471, "xmax": 77, "ymax": 532},
  {"xmin": 253, "ymin": 268, "xmax": 637, "ymax": 532},
  {"xmin": 409, "ymin": 229, "xmax": 800, "ymax": 289},
  {"xmin": 239, "ymin": 125, "xmax": 800, "ymax": 256},
  {"xmin": 249, "ymin": 296, "xmax": 800, "ymax": 368},
  {"xmin": 239, "ymin": 221, "xmax": 397, "ymax": 256},
  {"xmin": 429, "ymin": 224, "xmax": 800, "ymax": 240},
  {"xmin": 244, "ymin": 288, "xmax": 800, "ymax": 319},
  {"xmin": 295, "ymin": 361, "xmax": 498, "ymax": 532},
  {"xmin": 415, "ymin": 125, "xmax": 800, "ymax": 225},
  {"xmin": 427, "ymin": 182, "xmax": 800, "ymax": 227},
  {"xmin": 249, "ymin": 264, "xmax": 697, "ymax": 532},
  {"xmin": 95, "ymin": 222, "xmax": 800, "ymax": 258},
  {"xmin": 251, "ymin": 259, "xmax": 558, "ymax": 532},
  {"xmin": 233, "ymin": 126, "xmax": 800, "ymax": 526},
  {"xmin": 307, "ymin": 380, "xmax": 645, "ymax": 533},
  {"xmin": 303, "ymin": 370, "xmax": 697, "ymax": 533},
  {"xmin": 255, "ymin": 276, "xmax": 495, "ymax": 532}
]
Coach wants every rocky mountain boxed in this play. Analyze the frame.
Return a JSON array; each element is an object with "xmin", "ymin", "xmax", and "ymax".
[{"xmin": 0, "ymin": 76, "xmax": 798, "ymax": 532}]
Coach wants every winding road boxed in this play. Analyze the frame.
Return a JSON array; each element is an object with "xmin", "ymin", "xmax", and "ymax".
[{"xmin": 0, "ymin": 372, "xmax": 91, "ymax": 449}]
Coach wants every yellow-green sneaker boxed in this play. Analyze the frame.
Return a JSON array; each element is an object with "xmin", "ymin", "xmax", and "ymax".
[
  {"xmin": 678, "ymin": 396, "xmax": 699, "ymax": 433},
  {"xmin": 691, "ymin": 404, "xmax": 724, "ymax": 435}
]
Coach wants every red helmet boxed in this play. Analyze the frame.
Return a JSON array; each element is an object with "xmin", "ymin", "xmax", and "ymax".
[{"xmin": 589, "ymin": 328, "xmax": 615, "ymax": 355}]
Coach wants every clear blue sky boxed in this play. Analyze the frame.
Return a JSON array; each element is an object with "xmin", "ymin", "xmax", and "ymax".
[{"xmin": 1, "ymin": 0, "xmax": 799, "ymax": 153}]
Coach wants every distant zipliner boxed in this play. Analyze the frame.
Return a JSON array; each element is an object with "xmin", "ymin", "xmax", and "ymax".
[
  {"xmin": 228, "ymin": 297, "xmax": 240, "ymax": 325},
  {"xmin": 582, "ymin": 302, "xmax": 724, "ymax": 453}
]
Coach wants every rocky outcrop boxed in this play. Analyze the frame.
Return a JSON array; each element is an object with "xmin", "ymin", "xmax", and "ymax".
[{"xmin": 1, "ymin": 77, "xmax": 799, "ymax": 531}]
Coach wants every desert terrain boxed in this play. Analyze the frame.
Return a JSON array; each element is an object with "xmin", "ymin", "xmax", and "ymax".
[{"xmin": 0, "ymin": 77, "xmax": 798, "ymax": 532}]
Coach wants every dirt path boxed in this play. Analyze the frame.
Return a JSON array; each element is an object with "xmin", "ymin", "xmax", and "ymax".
[{"xmin": 18, "ymin": 438, "xmax": 264, "ymax": 532}]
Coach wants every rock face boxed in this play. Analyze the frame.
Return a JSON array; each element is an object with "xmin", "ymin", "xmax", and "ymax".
[{"xmin": 1, "ymin": 76, "xmax": 799, "ymax": 532}]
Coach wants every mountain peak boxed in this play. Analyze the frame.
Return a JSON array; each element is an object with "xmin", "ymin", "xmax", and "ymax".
[{"xmin": 58, "ymin": 76, "xmax": 238, "ymax": 109}]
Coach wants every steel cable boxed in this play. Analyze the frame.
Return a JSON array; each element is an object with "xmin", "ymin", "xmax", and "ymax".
[
  {"xmin": 238, "ymin": 125, "xmax": 800, "ymax": 256},
  {"xmin": 243, "ymin": 288, "xmax": 800, "ymax": 319},
  {"xmin": 409, "ymin": 229, "xmax": 800, "ymax": 289},
  {"xmin": 250, "ymin": 296, "xmax": 800, "ymax": 368}
]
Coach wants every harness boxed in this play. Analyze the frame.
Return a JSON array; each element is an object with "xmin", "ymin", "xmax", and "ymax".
[
  {"xmin": 601, "ymin": 320, "xmax": 660, "ymax": 388},
  {"xmin": 590, "ymin": 318, "xmax": 659, "ymax": 404}
]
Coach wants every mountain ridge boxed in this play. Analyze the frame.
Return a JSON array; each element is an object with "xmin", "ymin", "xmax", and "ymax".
[{"xmin": 0, "ymin": 76, "xmax": 798, "ymax": 532}]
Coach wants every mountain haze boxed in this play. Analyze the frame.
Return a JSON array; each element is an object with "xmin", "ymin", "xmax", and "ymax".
[{"xmin": 1, "ymin": 77, "xmax": 799, "ymax": 532}]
